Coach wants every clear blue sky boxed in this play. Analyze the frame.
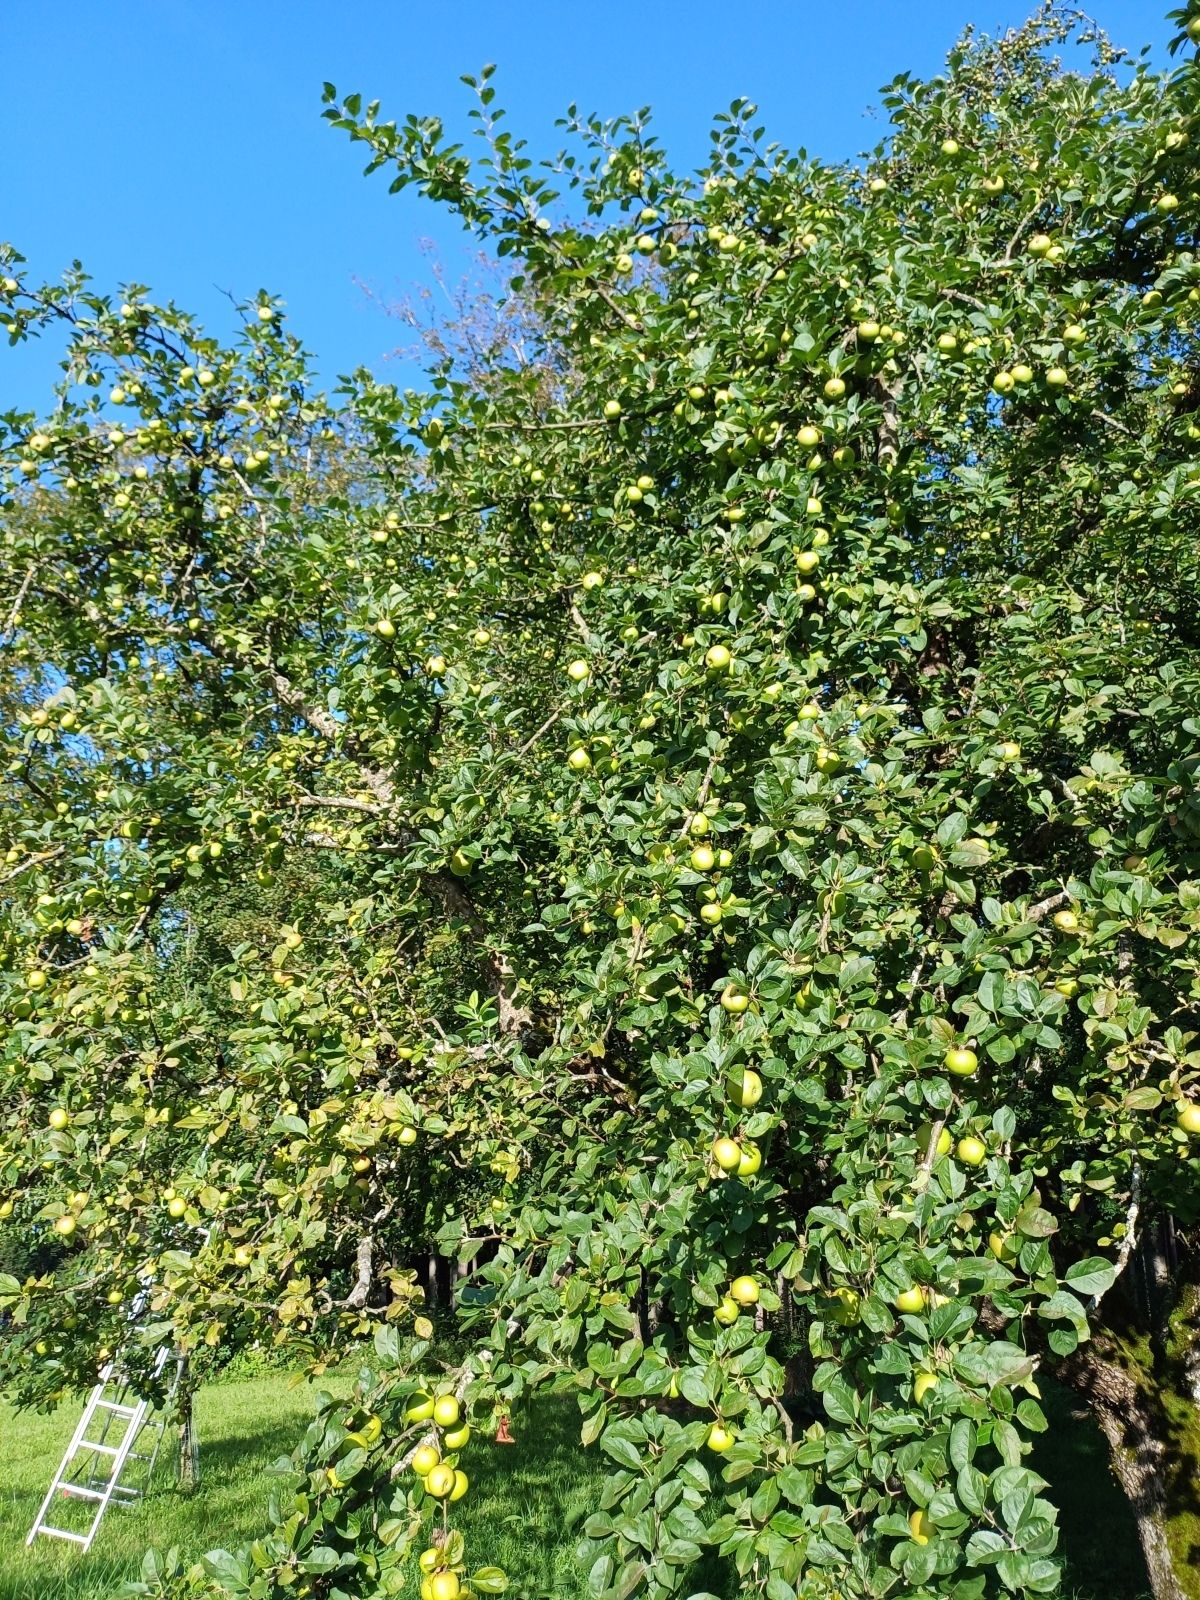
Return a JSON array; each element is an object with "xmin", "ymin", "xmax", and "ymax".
[{"xmin": 1, "ymin": 0, "xmax": 1172, "ymax": 413}]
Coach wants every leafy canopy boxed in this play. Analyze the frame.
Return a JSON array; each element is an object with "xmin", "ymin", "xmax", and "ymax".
[{"xmin": 4, "ymin": 6, "xmax": 1200, "ymax": 1599}]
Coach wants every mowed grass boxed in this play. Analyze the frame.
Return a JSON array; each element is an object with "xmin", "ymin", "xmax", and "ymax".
[
  {"xmin": 0, "ymin": 1375, "xmax": 352, "ymax": 1600},
  {"xmin": 0, "ymin": 1374, "xmax": 1149, "ymax": 1600}
]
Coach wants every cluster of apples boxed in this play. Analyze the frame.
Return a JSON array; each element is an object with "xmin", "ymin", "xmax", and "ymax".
[
  {"xmin": 402, "ymin": 1390, "xmax": 475, "ymax": 1600},
  {"xmin": 711, "ymin": 1066, "xmax": 763, "ymax": 1178}
]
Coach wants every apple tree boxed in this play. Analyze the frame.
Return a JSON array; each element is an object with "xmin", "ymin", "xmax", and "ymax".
[{"xmin": 6, "ymin": 6, "xmax": 1200, "ymax": 1600}]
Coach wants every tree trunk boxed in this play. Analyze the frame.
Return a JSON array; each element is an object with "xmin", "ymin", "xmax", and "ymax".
[
  {"xmin": 176, "ymin": 1380, "xmax": 200, "ymax": 1492},
  {"xmin": 1063, "ymin": 1345, "xmax": 1184, "ymax": 1600}
]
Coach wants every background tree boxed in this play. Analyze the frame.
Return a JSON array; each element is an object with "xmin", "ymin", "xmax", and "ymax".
[{"xmin": 5, "ymin": 6, "xmax": 1200, "ymax": 1600}]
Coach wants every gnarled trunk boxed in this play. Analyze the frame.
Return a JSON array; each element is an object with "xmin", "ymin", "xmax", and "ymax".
[{"xmin": 1063, "ymin": 1346, "xmax": 1184, "ymax": 1600}]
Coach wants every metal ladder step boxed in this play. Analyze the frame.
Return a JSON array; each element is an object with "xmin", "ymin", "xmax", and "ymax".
[
  {"xmin": 57, "ymin": 1484, "xmax": 107, "ymax": 1501},
  {"xmin": 94, "ymin": 1400, "xmax": 139, "ymax": 1417},
  {"xmin": 38, "ymin": 1527, "xmax": 89, "ymax": 1543},
  {"xmin": 77, "ymin": 1440, "xmax": 122, "ymax": 1456}
]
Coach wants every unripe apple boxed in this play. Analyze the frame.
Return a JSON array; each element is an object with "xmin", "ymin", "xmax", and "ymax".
[
  {"xmin": 992, "ymin": 371, "xmax": 1015, "ymax": 395},
  {"xmin": 48, "ymin": 1107, "xmax": 70, "ymax": 1131},
  {"xmin": 1156, "ymin": 193, "xmax": 1179, "ymax": 214},
  {"xmin": 729, "ymin": 1068, "xmax": 762, "ymax": 1106},
  {"xmin": 914, "ymin": 1371, "xmax": 939, "ymax": 1403},
  {"xmin": 603, "ymin": 399, "xmax": 622, "ymax": 419},
  {"xmin": 944, "ymin": 1046, "xmax": 978, "ymax": 1077},
  {"xmin": 714, "ymin": 1296, "xmax": 739, "ymax": 1325},
  {"xmin": 797, "ymin": 424, "xmax": 822, "ymax": 448},
  {"xmin": 1011, "ymin": 363, "xmax": 1034, "ymax": 385},
  {"xmin": 54, "ymin": 1214, "xmax": 77, "ymax": 1237},
  {"xmin": 412, "ymin": 1445, "xmax": 441, "ymax": 1477},
  {"xmin": 430, "ymin": 1572, "xmax": 461, "ymax": 1600},
  {"xmin": 1028, "ymin": 233, "xmax": 1052, "ymax": 256},
  {"xmin": 736, "ymin": 1142, "xmax": 762, "ymax": 1177},
  {"xmin": 1052, "ymin": 909, "xmax": 1080, "ymax": 933},
  {"xmin": 909, "ymin": 1509, "xmax": 934, "ymax": 1544},
  {"xmin": 1177, "ymin": 1102, "xmax": 1200, "ymax": 1135},
  {"xmin": 940, "ymin": 137, "xmax": 960, "ymax": 157},
  {"xmin": 956, "ymin": 1136, "xmax": 987, "ymax": 1167},
  {"xmin": 856, "ymin": 320, "xmax": 880, "ymax": 342},
  {"xmin": 823, "ymin": 376, "xmax": 846, "ymax": 399},
  {"xmin": 712, "ymin": 1137, "xmax": 742, "ymax": 1172},
  {"xmin": 566, "ymin": 658, "xmax": 590, "ymax": 683},
  {"xmin": 705, "ymin": 644, "xmax": 732, "ymax": 672},
  {"xmin": 689, "ymin": 844, "xmax": 715, "ymax": 872},
  {"xmin": 988, "ymin": 1231, "xmax": 1019, "ymax": 1263},
  {"xmin": 424, "ymin": 1463, "xmax": 456, "ymax": 1498},
  {"xmin": 405, "ymin": 1392, "xmax": 436, "ymax": 1424},
  {"xmin": 730, "ymin": 1275, "xmax": 759, "ymax": 1306},
  {"xmin": 567, "ymin": 747, "xmax": 591, "ymax": 773},
  {"xmin": 706, "ymin": 1423, "xmax": 735, "ymax": 1452},
  {"xmin": 916, "ymin": 1123, "xmax": 951, "ymax": 1159},
  {"xmin": 795, "ymin": 549, "xmax": 820, "ymax": 574},
  {"xmin": 894, "ymin": 1285, "xmax": 926, "ymax": 1315},
  {"xmin": 814, "ymin": 747, "xmax": 840, "ymax": 774},
  {"xmin": 433, "ymin": 1394, "xmax": 460, "ymax": 1427},
  {"xmin": 980, "ymin": 174, "xmax": 1005, "ymax": 194},
  {"xmin": 998, "ymin": 740, "xmax": 1021, "ymax": 761},
  {"xmin": 1189, "ymin": 16, "xmax": 1200, "ymax": 40},
  {"xmin": 1045, "ymin": 366, "xmax": 1069, "ymax": 387},
  {"xmin": 581, "ymin": 570, "xmax": 604, "ymax": 591}
]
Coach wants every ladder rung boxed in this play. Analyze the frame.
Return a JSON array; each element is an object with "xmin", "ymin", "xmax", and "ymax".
[
  {"xmin": 58, "ymin": 1483, "xmax": 107, "ymax": 1501},
  {"xmin": 77, "ymin": 1440, "xmax": 122, "ymax": 1455},
  {"xmin": 94, "ymin": 1400, "xmax": 140, "ymax": 1416},
  {"xmin": 39, "ymin": 1526, "xmax": 90, "ymax": 1541}
]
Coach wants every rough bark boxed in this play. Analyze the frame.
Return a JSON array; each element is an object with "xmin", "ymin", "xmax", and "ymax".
[
  {"xmin": 1062, "ymin": 1345, "xmax": 1184, "ymax": 1600},
  {"xmin": 176, "ymin": 1382, "xmax": 200, "ymax": 1492}
]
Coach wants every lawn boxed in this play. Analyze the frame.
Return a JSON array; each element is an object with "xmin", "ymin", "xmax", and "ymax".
[{"xmin": 0, "ymin": 1374, "xmax": 1149, "ymax": 1600}]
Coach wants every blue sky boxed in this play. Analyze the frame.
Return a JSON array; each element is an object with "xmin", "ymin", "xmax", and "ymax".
[{"xmin": 1, "ymin": 1, "xmax": 1172, "ymax": 413}]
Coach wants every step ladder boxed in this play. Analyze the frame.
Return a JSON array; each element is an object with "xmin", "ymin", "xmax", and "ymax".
[{"xmin": 26, "ymin": 1343, "xmax": 183, "ymax": 1552}]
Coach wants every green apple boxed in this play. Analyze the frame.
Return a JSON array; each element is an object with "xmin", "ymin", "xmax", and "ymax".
[
  {"xmin": 432, "ymin": 1394, "xmax": 460, "ymax": 1427},
  {"xmin": 1028, "ymin": 233, "xmax": 1053, "ymax": 256},
  {"xmin": 730, "ymin": 1275, "xmax": 759, "ymax": 1306},
  {"xmin": 894, "ymin": 1286, "xmax": 926, "ymax": 1315},
  {"xmin": 914, "ymin": 1371, "xmax": 939, "ymax": 1403},
  {"xmin": 54, "ymin": 1214, "xmax": 77, "ymax": 1237},
  {"xmin": 603, "ymin": 399, "xmax": 622, "ymax": 419},
  {"xmin": 690, "ymin": 844, "xmax": 715, "ymax": 872},
  {"xmin": 48, "ymin": 1107, "xmax": 70, "ymax": 1131},
  {"xmin": 940, "ymin": 137, "xmax": 961, "ymax": 157},
  {"xmin": 944, "ymin": 1046, "xmax": 978, "ymax": 1077},
  {"xmin": 705, "ymin": 644, "xmax": 732, "ymax": 672},
  {"xmin": 1052, "ymin": 909, "xmax": 1080, "ymax": 933},
  {"xmin": 956, "ymin": 1136, "xmax": 987, "ymax": 1166},
  {"xmin": 998, "ymin": 740, "xmax": 1021, "ymax": 761},
  {"xmin": 706, "ymin": 1423, "xmax": 735, "ymax": 1452},
  {"xmin": 992, "ymin": 370, "xmax": 1015, "ymax": 395},
  {"xmin": 1177, "ymin": 1102, "xmax": 1200, "ymax": 1135},
  {"xmin": 567, "ymin": 748, "xmax": 592, "ymax": 773},
  {"xmin": 1011, "ymin": 363, "xmax": 1034, "ymax": 384},
  {"xmin": 729, "ymin": 1067, "xmax": 762, "ymax": 1106},
  {"xmin": 736, "ymin": 1142, "xmax": 762, "ymax": 1177},
  {"xmin": 916, "ymin": 1123, "xmax": 951, "ymax": 1159},
  {"xmin": 1045, "ymin": 366, "xmax": 1069, "ymax": 387},
  {"xmin": 713, "ymin": 1137, "xmax": 742, "ymax": 1172},
  {"xmin": 714, "ymin": 1296, "xmax": 740, "ymax": 1326},
  {"xmin": 566, "ymin": 658, "xmax": 590, "ymax": 683},
  {"xmin": 823, "ymin": 376, "xmax": 846, "ymax": 399},
  {"xmin": 988, "ymin": 1231, "xmax": 1019, "ymax": 1263}
]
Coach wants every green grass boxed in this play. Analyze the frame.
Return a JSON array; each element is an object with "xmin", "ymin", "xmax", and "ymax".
[
  {"xmin": 0, "ymin": 1374, "xmax": 352, "ymax": 1600},
  {"xmin": 0, "ymin": 1375, "xmax": 1151, "ymax": 1600}
]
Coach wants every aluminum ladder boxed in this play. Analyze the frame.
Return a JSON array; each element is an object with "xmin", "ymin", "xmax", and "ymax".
[{"xmin": 26, "ymin": 1343, "xmax": 181, "ymax": 1552}]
